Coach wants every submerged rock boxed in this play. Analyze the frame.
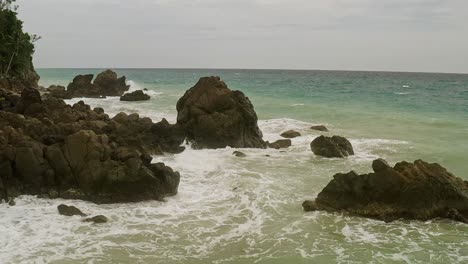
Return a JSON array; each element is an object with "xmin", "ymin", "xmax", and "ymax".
[
  {"xmin": 310, "ymin": 125, "xmax": 329, "ymax": 132},
  {"xmin": 57, "ymin": 204, "xmax": 87, "ymax": 216},
  {"xmin": 176, "ymin": 76, "xmax": 266, "ymax": 149},
  {"xmin": 120, "ymin": 90, "xmax": 151, "ymax": 101},
  {"xmin": 280, "ymin": 130, "xmax": 301, "ymax": 138},
  {"xmin": 83, "ymin": 215, "xmax": 108, "ymax": 224},
  {"xmin": 232, "ymin": 151, "xmax": 247, "ymax": 157},
  {"xmin": 303, "ymin": 159, "xmax": 468, "ymax": 224},
  {"xmin": 267, "ymin": 139, "xmax": 292, "ymax": 149},
  {"xmin": 310, "ymin": 135, "xmax": 354, "ymax": 158}
]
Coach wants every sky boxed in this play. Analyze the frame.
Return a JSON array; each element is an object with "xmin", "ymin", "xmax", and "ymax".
[{"xmin": 17, "ymin": 0, "xmax": 468, "ymax": 73}]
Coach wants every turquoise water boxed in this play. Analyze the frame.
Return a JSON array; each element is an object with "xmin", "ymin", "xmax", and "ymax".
[
  {"xmin": 38, "ymin": 68, "xmax": 468, "ymax": 175},
  {"xmin": 1, "ymin": 69, "xmax": 466, "ymax": 263}
]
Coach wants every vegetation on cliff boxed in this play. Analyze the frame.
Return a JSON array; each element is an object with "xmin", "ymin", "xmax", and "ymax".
[{"xmin": 0, "ymin": 0, "xmax": 39, "ymax": 88}]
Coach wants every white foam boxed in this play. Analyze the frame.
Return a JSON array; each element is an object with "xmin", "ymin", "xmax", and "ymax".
[{"xmin": 2, "ymin": 114, "xmax": 465, "ymax": 263}]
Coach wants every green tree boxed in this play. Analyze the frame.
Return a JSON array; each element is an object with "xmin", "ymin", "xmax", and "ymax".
[{"xmin": 0, "ymin": 0, "xmax": 39, "ymax": 80}]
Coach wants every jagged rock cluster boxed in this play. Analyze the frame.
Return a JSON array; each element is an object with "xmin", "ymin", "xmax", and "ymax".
[
  {"xmin": 0, "ymin": 87, "xmax": 183, "ymax": 203},
  {"xmin": 48, "ymin": 69, "xmax": 130, "ymax": 99},
  {"xmin": 303, "ymin": 159, "xmax": 468, "ymax": 223}
]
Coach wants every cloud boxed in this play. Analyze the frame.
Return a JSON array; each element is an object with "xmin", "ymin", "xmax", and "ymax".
[{"xmin": 15, "ymin": 0, "xmax": 468, "ymax": 72}]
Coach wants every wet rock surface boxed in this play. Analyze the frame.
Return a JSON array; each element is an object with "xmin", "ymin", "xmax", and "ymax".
[
  {"xmin": 303, "ymin": 159, "xmax": 468, "ymax": 224},
  {"xmin": 120, "ymin": 90, "xmax": 151, "ymax": 101},
  {"xmin": 310, "ymin": 135, "xmax": 354, "ymax": 158},
  {"xmin": 176, "ymin": 76, "xmax": 266, "ymax": 149}
]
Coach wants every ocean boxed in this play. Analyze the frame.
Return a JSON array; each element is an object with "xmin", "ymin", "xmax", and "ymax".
[{"xmin": 1, "ymin": 69, "xmax": 467, "ymax": 263}]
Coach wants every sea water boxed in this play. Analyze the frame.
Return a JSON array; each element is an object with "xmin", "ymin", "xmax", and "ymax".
[{"xmin": 0, "ymin": 69, "xmax": 467, "ymax": 263}]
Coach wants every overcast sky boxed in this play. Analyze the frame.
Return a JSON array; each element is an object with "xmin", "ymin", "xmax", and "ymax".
[{"xmin": 17, "ymin": 0, "xmax": 468, "ymax": 73}]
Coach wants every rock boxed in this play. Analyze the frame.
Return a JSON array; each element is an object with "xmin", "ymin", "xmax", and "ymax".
[
  {"xmin": 310, "ymin": 125, "xmax": 329, "ymax": 132},
  {"xmin": 149, "ymin": 118, "xmax": 186, "ymax": 154},
  {"xmin": 176, "ymin": 76, "xmax": 266, "ymax": 149},
  {"xmin": 15, "ymin": 87, "xmax": 42, "ymax": 114},
  {"xmin": 83, "ymin": 215, "xmax": 108, "ymax": 224},
  {"xmin": 267, "ymin": 139, "xmax": 292, "ymax": 149},
  {"xmin": 120, "ymin": 90, "xmax": 151, "ymax": 101},
  {"xmin": 143, "ymin": 88, "xmax": 148, "ymax": 91},
  {"xmin": 57, "ymin": 204, "xmax": 87, "ymax": 216},
  {"xmin": 8, "ymin": 198, "xmax": 15, "ymax": 206},
  {"xmin": 66, "ymin": 74, "xmax": 102, "ymax": 98},
  {"xmin": 303, "ymin": 159, "xmax": 468, "ymax": 224},
  {"xmin": 232, "ymin": 151, "xmax": 246, "ymax": 157},
  {"xmin": 372, "ymin": 158, "xmax": 390, "ymax": 172},
  {"xmin": 302, "ymin": 200, "xmax": 317, "ymax": 211},
  {"xmin": 46, "ymin": 85, "xmax": 71, "ymax": 99},
  {"xmin": 310, "ymin": 135, "xmax": 354, "ymax": 158},
  {"xmin": 280, "ymin": 130, "xmax": 301, "ymax": 138},
  {"xmin": 0, "ymin": 87, "xmax": 183, "ymax": 203},
  {"xmin": 65, "ymin": 70, "xmax": 129, "ymax": 98},
  {"xmin": 94, "ymin": 69, "xmax": 130, "ymax": 96}
]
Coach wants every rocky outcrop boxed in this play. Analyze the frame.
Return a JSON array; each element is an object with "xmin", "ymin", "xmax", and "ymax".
[
  {"xmin": 310, "ymin": 125, "xmax": 328, "ymax": 132},
  {"xmin": 64, "ymin": 69, "xmax": 130, "ymax": 98},
  {"xmin": 66, "ymin": 74, "xmax": 102, "ymax": 98},
  {"xmin": 280, "ymin": 130, "xmax": 301, "ymax": 138},
  {"xmin": 176, "ymin": 76, "xmax": 266, "ymax": 149},
  {"xmin": 0, "ymin": 89, "xmax": 183, "ymax": 203},
  {"xmin": 267, "ymin": 139, "xmax": 292, "ymax": 149},
  {"xmin": 303, "ymin": 159, "xmax": 468, "ymax": 224},
  {"xmin": 120, "ymin": 90, "xmax": 151, "ymax": 101},
  {"xmin": 310, "ymin": 135, "xmax": 354, "ymax": 158},
  {"xmin": 94, "ymin": 69, "xmax": 130, "ymax": 96}
]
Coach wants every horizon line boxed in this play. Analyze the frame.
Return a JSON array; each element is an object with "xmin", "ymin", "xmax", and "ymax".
[{"xmin": 35, "ymin": 67, "xmax": 468, "ymax": 75}]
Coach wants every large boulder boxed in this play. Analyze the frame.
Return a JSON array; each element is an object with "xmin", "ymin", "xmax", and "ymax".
[
  {"xmin": 303, "ymin": 159, "xmax": 468, "ymax": 224},
  {"xmin": 176, "ymin": 76, "xmax": 266, "ymax": 149},
  {"xmin": 310, "ymin": 135, "xmax": 354, "ymax": 158},
  {"xmin": 120, "ymin": 90, "xmax": 151, "ymax": 101},
  {"xmin": 94, "ymin": 69, "xmax": 130, "ymax": 96}
]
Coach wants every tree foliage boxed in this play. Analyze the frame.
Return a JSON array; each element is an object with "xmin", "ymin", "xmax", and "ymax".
[{"xmin": 0, "ymin": 0, "xmax": 39, "ymax": 78}]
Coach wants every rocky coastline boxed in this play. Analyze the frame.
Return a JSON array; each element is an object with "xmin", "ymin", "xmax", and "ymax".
[{"xmin": 1, "ymin": 69, "xmax": 467, "ymax": 224}]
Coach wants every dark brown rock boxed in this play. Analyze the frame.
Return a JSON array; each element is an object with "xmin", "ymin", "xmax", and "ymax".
[
  {"xmin": 15, "ymin": 87, "xmax": 42, "ymax": 114},
  {"xmin": 120, "ymin": 90, "xmax": 151, "ymax": 101},
  {"xmin": 310, "ymin": 125, "xmax": 329, "ymax": 132},
  {"xmin": 57, "ymin": 204, "xmax": 87, "ymax": 216},
  {"xmin": 176, "ymin": 76, "xmax": 266, "ymax": 149},
  {"xmin": 94, "ymin": 69, "xmax": 130, "ymax": 96},
  {"xmin": 83, "ymin": 215, "xmax": 108, "ymax": 224},
  {"xmin": 232, "ymin": 151, "xmax": 247, "ymax": 157},
  {"xmin": 267, "ymin": 139, "xmax": 292, "ymax": 149},
  {"xmin": 46, "ymin": 85, "xmax": 71, "ymax": 99},
  {"xmin": 280, "ymin": 130, "xmax": 301, "ymax": 138},
  {"xmin": 310, "ymin": 135, "xmax": 354, "ymax": 158},
  {"xmin": 303, "ymin": 159, "xmax": 468, "ymax": 224},
  {"xmin": 66, "ymin": 74, "xmax": 102, "ymax": 98}
]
